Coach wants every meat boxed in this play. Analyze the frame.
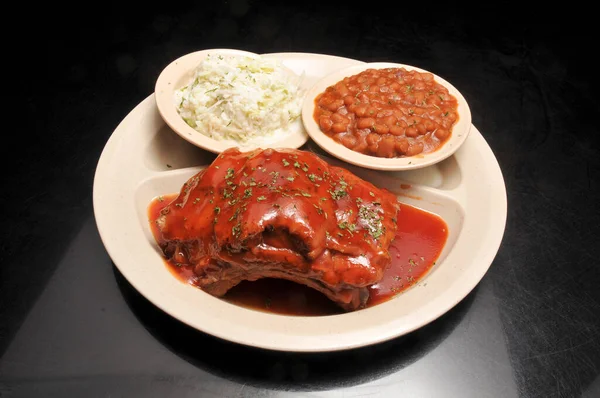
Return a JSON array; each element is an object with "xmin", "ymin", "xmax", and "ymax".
[{"xmin": 154, "ymin": 147, "xmax": 400, "ymax": 311}]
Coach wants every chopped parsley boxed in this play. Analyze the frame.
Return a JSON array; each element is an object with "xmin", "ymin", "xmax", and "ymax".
[
  {"xmin": 330, "ymin": 187, "xmax": 347, "ymax": 200},
  {"xmin": 359, "ymin": 205, "xmax": 384, "ymax": 239}
]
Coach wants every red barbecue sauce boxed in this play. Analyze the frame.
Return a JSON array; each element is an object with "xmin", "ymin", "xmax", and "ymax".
[{"xmin": 148, "ymin": 194, "xmax": 448, "ymax": 316}]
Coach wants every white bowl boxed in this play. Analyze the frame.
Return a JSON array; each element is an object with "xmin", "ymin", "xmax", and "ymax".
[
  {"xmin": 301, "ymin": 62, "xmax": 472, "ymax": 171},
  {"xmin": 155, "ymin": 48, "xmax": 309, "ymax": 153}
]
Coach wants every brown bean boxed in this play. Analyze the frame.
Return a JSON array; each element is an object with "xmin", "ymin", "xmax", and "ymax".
[
  {"xmin": 416, "ymin": 123, "xmax": 427, "ymax": 135},
  {"xmin": 343, "ymin": 95, "xmax": 356, "ymax": 106},
  {"xmin": 414, "ymin": 91, "xmax": 425, "ymax": 104},
  {"xmin": 366, "ymin": 106, "xmax": 378, "ymax": 117},
  {"xmin": 406, "ymin": 141, "xmax": 424, "ymax": 156},
  {"xmin": 406, "ymin": 126, "xmax": 418, "ymax": 137},
  {"xmin": 366, "ymin": 133, "xmax": 381, "ymax": 146},
  {"xmin": 318, "ymin": 95, "xmax": 333, "ymax": 107},
  {"xmin": 376, "ymin": 109, "xmax": 393, "ymax": 118},
  {"xmin": 424, "ymin": 120, "xmax": 435, "ymax": 132},
  {"xmin": 376, "ymin": 77, "xmax": 387, "ymax": 85},
  {"xmin": 354, "ymin": 106, "xmax": 368, "ymax": 117},
  {"xmin": 377, "ymin": 136, "xmax": 396, "ymax": 158},
  {"xmin": 327, "ymin": 99, "xmax": 344, "ymax": 111},
  {"xmin": 332, "ymin": 123, "xmax": 349, "ymax": 133},
  {"xmin": 357, "ymin": 117, "xmax": 375, "ymax": 129},
  {"xmin": 319, "ymin": 116, "xmax": 333, "ymax": 132},
  {"xmin": 336, "ymin": 83, "xmax": 350, "ymax": 97},
  {"xmin": 435, "ymin": 128, "xmax": 449, "ymax": 140},
  {"xmin": 382, "ymin": 115, "xmax": 397, "ymax": 127},
  {"xmin": 340, "ymin": 134, "xmax": 357, "ymax": 149},
  {"xmin": 331, "ymin": 113, "xmax": 349, "ymax": 124},
  {"xmin": 394, "ymin": 138, "xmax": 409, "ymax": 154},
  {"xmin": 372, "ymin": 124, "xmax": 389, "ymax": 134},
  {"xmin": 389, "ymin": 125, "xmax": 405, "ymax": 136},
  {"xmin": 357, "ymin": 93, "xmax": 370, "ymax": 104}
]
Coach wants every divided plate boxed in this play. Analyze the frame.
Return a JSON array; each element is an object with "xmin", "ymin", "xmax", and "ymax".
[{"xmin": 93, "ymin": 52, "xmax": 507, "ymax": 352}]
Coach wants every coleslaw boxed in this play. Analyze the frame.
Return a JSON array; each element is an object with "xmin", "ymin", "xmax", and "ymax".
[{"xmin": 174, "ymin": 53, "xmax": 305, "ymax": 144}]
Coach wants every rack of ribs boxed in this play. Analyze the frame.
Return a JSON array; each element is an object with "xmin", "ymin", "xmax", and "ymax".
[{"xmin": 153, "ymin": 147, "xmax": 400, "ymax": 311}]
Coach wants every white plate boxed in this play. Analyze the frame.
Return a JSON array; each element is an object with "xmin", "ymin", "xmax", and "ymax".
[
  {"xmin": 302, "ymin": 62, "xmax": 472, "ymax": 171},
  {"xmin": 94, "ymin": 52, "xmax": 507, "ymax": 352},
  {"xmin": 154, "ymin": 48, "xmax": 309, "ymax": 153}
]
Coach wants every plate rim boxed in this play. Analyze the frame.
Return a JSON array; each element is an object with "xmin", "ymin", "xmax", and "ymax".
[{"xmin": 94, "ymin": 52, "xmax": 507, "ymax": 352}]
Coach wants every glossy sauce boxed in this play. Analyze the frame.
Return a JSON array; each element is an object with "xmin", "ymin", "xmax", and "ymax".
[{"xmin": 149, "ymin": 195, "xmax": 448, "ymax": 316}]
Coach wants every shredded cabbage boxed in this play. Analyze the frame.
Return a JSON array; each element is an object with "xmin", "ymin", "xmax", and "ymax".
[{"xmin": 174, "ymin": 53, "xmax": 304, "ymax": 144}]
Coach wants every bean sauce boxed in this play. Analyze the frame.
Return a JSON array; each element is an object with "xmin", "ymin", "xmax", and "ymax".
[{"xmin": 313, "ymin": 68, "xmax": 459, "ymax": 158}]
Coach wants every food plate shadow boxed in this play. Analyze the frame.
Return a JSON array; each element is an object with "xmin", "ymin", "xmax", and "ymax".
[{"xmin": 113, "ymin": 264, "xmax": 477, "ymax": 390}]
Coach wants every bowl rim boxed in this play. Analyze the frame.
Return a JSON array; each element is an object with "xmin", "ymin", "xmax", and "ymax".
[{"xmin": 301, "ymin": 61, "xmax": 472, "ymax": 171}]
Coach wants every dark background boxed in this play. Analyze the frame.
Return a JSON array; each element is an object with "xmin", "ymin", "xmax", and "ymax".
[{"xmin": 2, "ymin": 1, "xmax": 599, "ymax": 397}]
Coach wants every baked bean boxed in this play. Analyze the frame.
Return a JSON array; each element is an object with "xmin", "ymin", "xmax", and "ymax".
[
  {"xmin": 339, "ymin": 134, "xmax": 357, "ymax": 149},
  {"xmin": 336, "ymin": 83, "xmax": 350, "ymax": 97},
  {"xmin": 331, "ymin": 113, "xmax": 349, "ymax": 124},
  {"xmin": 313, "ymin": 67, "xmax": 459, "ymax": 158},
  {"xmin": 318, "ymin": 95, "xmax": 333, "ymax": 107},
  {"xmin": 377, "ymin": 109, "xmax": 393, "ymax": 118},
  {"xmin": 357, "ymin": 117, "xmax": 376, "ymax": 129},
  {"xmin": 394, "ymin": 138, "xmax": 409, "ymax": 154},
  {"xmin": 377, "ymin": 136, "xmax": 396, "ymax": 158},
  {"xmin": 381, "ymin": 115, "xmax": 397, "ymax": 127},
  {"xmin": 354, "ymin": 106, "xmax": 368, "ymax": 117},
  {"xmin": 406, "ymin": 141, "xmax": 424, "ymax": 156},
  {"xmin": 424, "ymin": 120, "xmax": 435, "ymax": 132},
  {"xmin": 366, "ymin": 106, "xmax": 379, "ymax": 117},
  {"xmin": 357, "ymin": 93, "xmax": 370, "ymax": 104},
  {"xmin": 332, "ymin": 123, "xmax": 348, "ymax": 133},
  {"xmin": 389, "ymin": 125, "xmax": 405, "ymax": 136},
  {"xmin": 327, "ymin": 99, "xmax": 344, "ymax": 111},
  {"xmin": 319, "ymin": 116, "xmax": 333, "ymax": 132},
  {"xmin": 366, "ymin": 133, "xmax": 381, "ymax": 146},
  {"xmin": 414, "ymin": 91, "xmax": 425, "ymax": 104},
  {"xmin": 372, "ymin": 124, "xmax": 389, "ymax": 135},
  {"xmin": 406, "ymin": 126, "xmax": 418, "ymax": 137},
  {"xmin": 414, "ymin": 81, "xmax": 425, "ymax": 90},
  {"xmin": 435, "ymin": 128, "xmax": 449, "ymax": 140},
  {"xmin": 413, "ymin": 107, "xmax": 426, "ymax": 116}
]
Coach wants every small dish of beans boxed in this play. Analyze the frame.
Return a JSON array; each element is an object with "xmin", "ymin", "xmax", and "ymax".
[{"xmin": 302, "ymin": 62, "xmax": 472, "ymax": 171}]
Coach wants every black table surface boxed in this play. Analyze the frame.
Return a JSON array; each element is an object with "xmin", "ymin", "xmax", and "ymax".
[{"xmin": 2, "ymin": 3, "xmax": 599, "ymax": 397}]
